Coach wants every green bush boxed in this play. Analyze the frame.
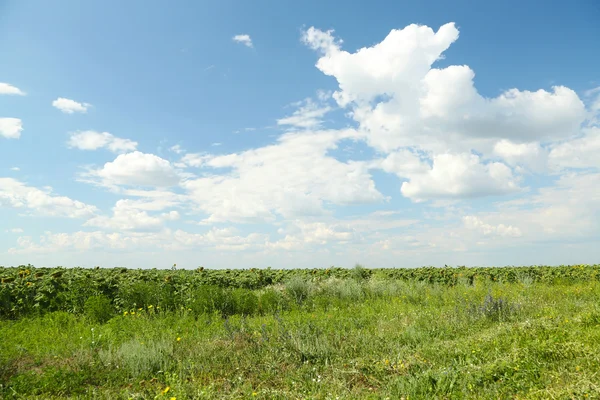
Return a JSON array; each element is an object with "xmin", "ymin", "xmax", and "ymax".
[
  {"xmin": 117, "ymin": 281, "xmax": 168, "ymax": 310},
  {"xmin": 258, "ymin": 288, "xmax": 287, "ymax": 314},
  {"xmin": 285, "ymin": 277, "xmax": 314, "ymax": 305},
  {"xmin": 190, "ymin": 285, "xmax": 229, "ymax": 316},
  {"xmin": 230, "ymin": 288, "xmax": 258, "ymax": 316},
  {"xmin": 351, "ymin": 264, "xmax": 371, "ymax": 281},
  {"xmin": 84, "ymin": 295, "xmax": 114, "ymax": 324}
]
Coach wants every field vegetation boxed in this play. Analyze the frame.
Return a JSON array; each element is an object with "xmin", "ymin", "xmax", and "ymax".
[{"xmin": 1, "ymin": 264, "xmax": 599, "ymax": 399}]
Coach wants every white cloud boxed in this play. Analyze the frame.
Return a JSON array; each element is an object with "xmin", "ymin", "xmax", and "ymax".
[
  {"xmin": 303, "ymin": 24, "xmax": 586, "ymax": 154},
  {"xmin": 0, "ymin": 178, "xmax": 98, "ymax": 218},
  {"xmin": 463, "ymin": 216, "xmax": 522, "ymax": 237},
  {"xmin": 493, "ymin": 139, "xmax": 548, "ymax": 173},
  {"xmin": 52, "ymin": 97, "xmax": 92, "ymax": 114},
  {"xmin": 300, "ymin": 23, "xmax": 592, "ymax": 202},
  {"xmin": 277, "ymin": 98, "xmax": 332, "ymax": 129},
  {"xmin": 175, "ymin": 152, "xmax": 212, "ymax": 168},
  {"xmin": 380, "ymin": 152, "xmax": 520, "ymax": 202},
  {"xmin": 10, "ymin": 167, "xmax": 20, "ymax": 172},
  {"xmin": 233, "ymin": 34, "xmax": 253, "ymax": 48},
  {"xmin": 8, "ymin": 227, "xmax": 268, "ymax": 255},
  {"xmin": 170, "ymin": 144, "xmax": 184, "ymax": 154},
  {"xmin": 0, "ymin": 118, "xmax": 23, "ymax": 139},
  {"xmin": 181, "ymin": 129, "xmax": 384, "ymax": 223},
  {"xmin": 5, "ymin": 228, "xmax": 24, "ymax": 233},
  {"xmin": 67, "ymin": 131, "xmax": 138, "ymax": 153},
  {"xmin": 549, "ymin": 127, "xmax": 600, "ymax": 170},
  {"xmin": 85, "ymin": 199, "xmax": 180, "ymax": 231},
  {"xmin": 87, "ymin": 151, "xmax": 180, "ymax": 187},
  {"xmin": 463, "ymin": 172, "xmax": 600, "ymax": 242},
  {"xmin": 0, "ymin": 83, "xmax": 26, "ymax": 95}
]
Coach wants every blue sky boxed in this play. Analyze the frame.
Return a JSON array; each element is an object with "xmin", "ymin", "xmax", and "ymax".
[{"xmin": 1, "ymin": 0, "xmax": 599, "ymax": 269}]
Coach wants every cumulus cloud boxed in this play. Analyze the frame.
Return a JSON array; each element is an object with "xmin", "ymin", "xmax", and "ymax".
[
  {"xmin": 0, "ymin": 118, "xmax": 23, "ymax": 139},
  {"xmin": 87, "ymin": 151, "xmax": 180, "ymax": 187},
  {"xmin": 85, "ymin": 199, "xmax": 180, "ymax": 231},
  {"xmin": 67, "ymin": 131, "xmax": 138, "ymax": 153},
  {"xmin": 0, "ymin": 82, "xmax": 26, "ymax": 95},
  {"xmin": 0, "ymin": 178, "xmax": 98, "ymax": 218},
  {"xmin": 180, "ymin": 129, "xmax": 384, "ymax": 223},
  {"xmin": 303, "ymin": 23, "xmax": 586, "ymax": 154},
  {"xmin": 52, "ymin": 97, "xmax": 92, "ymax": 114},
  {"xmin": 379, "ymin": 152, "xmax": 520, "ymax": 202},
  {"xmin": 233, "ymin": 34, "xmax": 253, "ymax": 48},
  {"xmin": 493, "ymin": 140, "xmax": 548, "ymax": 173},
  {"xmin": 298, "ymin": 22, "xmax": 593, "ymax": 204}
]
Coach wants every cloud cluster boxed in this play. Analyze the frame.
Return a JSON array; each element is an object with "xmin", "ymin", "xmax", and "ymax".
[
  {"xmin": 0, "ymin": 118, "xmax": 23, "ymax": 139},
  {"xmin": 2, "ymin": 22, "xmax": 599, "ymax": 266},
  {"xmin": 67, "ymin": 131, "xmax": 138, "ymax": 153},
  {"xmin": 0, "ymin": 178, "xmax": 98, "ymax": 218},
  {"xmin": 181, "ymin": 129, "xmax": 383, "ymax": 223},
  {"xmin": 233, "ymin": 34, "xmax": 253, "ymax": 48},
  {"xmin": 0, "ymin": 82, "xmax": 26, "ymax": 96},
  {"xmin": 86, "ymin": 151, "xmax": 181, "ymax": 188},
  {"xmin": 52, "ymin": 97, "xmax": 92, "ymax": 114}
]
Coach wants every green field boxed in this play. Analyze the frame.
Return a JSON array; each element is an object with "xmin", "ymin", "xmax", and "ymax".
[{"xmin": 1, "ymin": 265, "xmax": 600, "ymax": 399}]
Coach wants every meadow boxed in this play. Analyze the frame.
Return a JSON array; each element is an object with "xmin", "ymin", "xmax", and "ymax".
[{"xmin": 1, "ymin": 264, "xmax": 599, "ymax": 399}]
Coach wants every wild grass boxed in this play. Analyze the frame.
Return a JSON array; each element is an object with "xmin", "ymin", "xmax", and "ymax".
[{"xmin": 1, "ymin": 276, "xmax": 599, "ymax": 399}]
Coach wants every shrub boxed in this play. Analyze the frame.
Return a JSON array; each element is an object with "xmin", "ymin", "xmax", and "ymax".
[
  {"xmin": 258, "ymin": 288, "xmax": 287, "ymax": 314},
  {"xmin": 285, "ymin": 277, "xmax": 314, "ymax": 305},
  {"xmin": 84, "ymin": 294, "xmax": 114, "ymax": 324},
  {"xmin": 351, "ymin": 264, "xmax": 371, "ymax": 281},
  {"xmin": 190, "ymin": 285, "xmax": 227, "ymax": 316},
  {"xmin": 320, "ymin": 278, "xmax": 364, "ymax": 301},
  {"xmin": 99, "ymin": 339, "xmax": 174, "ymax": 379},
  {"xmin": 230, "ymin": 288, "xmax": 259, "ymax": 316},
  {"xmin": 469, "ymin": 293, "xmax": 518, "ymax": 322},
  {"xmin": 117, "ymin": 281, "xmax": 166, "ymax": 310}
]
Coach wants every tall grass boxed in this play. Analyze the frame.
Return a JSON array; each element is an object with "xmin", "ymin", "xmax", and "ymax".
[{"xmin": 1, "ymin": 278, "xmax": 599, "ymax": 398}]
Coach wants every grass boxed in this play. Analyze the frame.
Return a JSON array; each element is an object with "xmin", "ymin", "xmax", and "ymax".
[{"xmin": 1, "ymin": 276, "xmax": 600, "ymax": 399}]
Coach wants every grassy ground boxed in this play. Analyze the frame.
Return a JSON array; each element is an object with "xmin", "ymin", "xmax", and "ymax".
[{"xmin": 1, "ymin": 277, "xmax": 600, "ymax": 399}]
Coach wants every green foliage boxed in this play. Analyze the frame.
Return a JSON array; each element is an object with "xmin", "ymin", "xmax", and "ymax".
[
  {"xmin": 258, "ymin": 288, "xmax": 287, "ymax": 314},
  {"xmin": 351, "ymin": 263, "xmax": 371, "ymax": 281},
  {"xmin": 285, "ymin": 276, "xmax": 314, "ymax": 305},
  {"xmin": 83, "ymin": 294, "xmax": 114, "ymax": 324},
  {"xmin": 1, "ymin": 264, "xmax": 599, "ymax": 319},
  {"xmin": 1, "ymin": 279, "xmax": 600, "ymax": 398},
  {"xmin": 468, "ymin": 293, "xmax": 519, "ymax": 322}
]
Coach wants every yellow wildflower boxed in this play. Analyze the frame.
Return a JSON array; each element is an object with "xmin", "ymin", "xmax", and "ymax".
[
  {"xmin": 170, "ymin": 398, "xmax": 176, "ymax": 400},
  {"xmin": 162, "ymin": 386, "xmax": 170, "ymax": 394},
  {"xmin": 124, "ymin": 311, "xmax": 129, "ymax": 316},
  {"xmin": 148, "ymin": 305, "xmax": 153, "ymax": 309},
  {"xmin": 252, "ymin": 392, "xmax": 258, "ymax": 397},
  {"xmin": 177, "ymin": 337, "xmax": 181, "ymax": 342}
]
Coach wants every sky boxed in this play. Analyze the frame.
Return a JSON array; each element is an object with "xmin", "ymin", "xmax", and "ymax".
[{"xmin": 1, "ymin": 0, "xmax": 599, "ymax": 269}]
